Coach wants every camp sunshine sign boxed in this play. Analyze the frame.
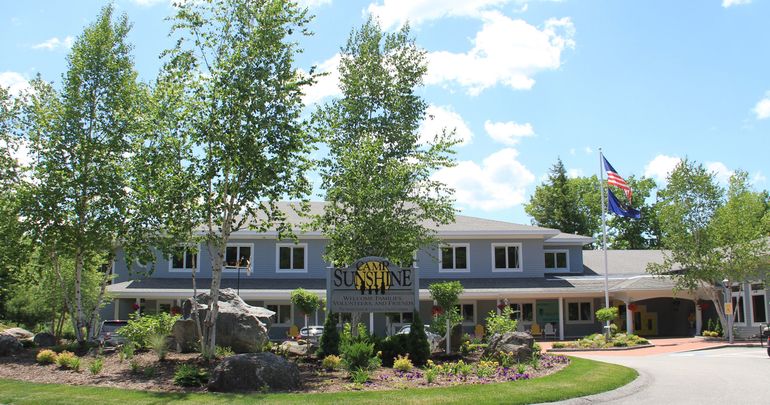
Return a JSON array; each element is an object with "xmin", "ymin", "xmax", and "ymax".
[{"xmin": 327, "ymin": 257, "xmax": 419, "ymax": 313}]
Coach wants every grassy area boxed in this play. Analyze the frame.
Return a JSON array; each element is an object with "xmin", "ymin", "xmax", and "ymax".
[{"xmin": 0, "ymin": 357, "xmax": 636, "ymax": 405}]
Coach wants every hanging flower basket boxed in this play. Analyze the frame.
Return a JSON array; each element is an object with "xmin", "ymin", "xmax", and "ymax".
[
  {"xmin": 132, "ymin": 303, "xmax": 140, "ymax": 311},
  {"xmin": 432, "ymin": 305, "xmax": 443, "ymax": 316},
  {"xmin": 627, "ymin": 303, "xmax": 637, "ymax": 312},
  {"xmin": 497, "ymin": 303, "xmax": 506, "ymax": 310}
]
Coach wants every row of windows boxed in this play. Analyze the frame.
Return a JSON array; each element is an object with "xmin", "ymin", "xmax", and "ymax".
[{"xmin": 170, "ymin": 244, "xmax": 571, "ymax": 273}]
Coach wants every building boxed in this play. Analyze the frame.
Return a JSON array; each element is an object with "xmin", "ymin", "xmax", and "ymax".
[{"xmin": 104, "ymin": 202, "xmax": 768, "ymax": 340}]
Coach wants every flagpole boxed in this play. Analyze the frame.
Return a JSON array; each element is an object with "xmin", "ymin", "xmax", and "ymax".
[{"xmin": 599, "ymin": 148, "xmax": 610, "ymax": 310}]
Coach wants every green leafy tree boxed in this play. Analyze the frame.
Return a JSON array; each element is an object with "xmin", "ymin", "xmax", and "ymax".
[
  {"xmin": 290, "ymin": 288, "xmax": 322, "ymax": 328},
  {"xmin": 428, "ymin": 281, "xmax": 464, "ymax": 354},
  {"xmin": 22, "ymin": 6, "xmax": 143, "ymax": 342},
  {"xmin": 313, "ymin": 18, "xmax": 456, "ymax": 268},
  {"xmin": 144, "ymin": 0, "xmax": 316, "ymax": 356},
  {"xmin": 606, "ymin": 176, "xmax": 661, "ymax": 249},
  {"xmin": 647, "ymin": 160, "xmax": 768, "ymax": 343}
]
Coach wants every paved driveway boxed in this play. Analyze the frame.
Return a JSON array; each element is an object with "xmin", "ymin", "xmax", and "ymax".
[{"xmin": 564, "ymin": 346, "xmax": 770, "ymax": 405}]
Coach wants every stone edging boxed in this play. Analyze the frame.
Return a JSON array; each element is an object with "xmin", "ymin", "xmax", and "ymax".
[{"xmin": 547, "ymin": 344, "xmax": 654, "ymax": 352}]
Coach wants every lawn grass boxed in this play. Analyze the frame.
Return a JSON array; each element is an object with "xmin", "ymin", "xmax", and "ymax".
[{"xmin": 0, "ymin": 357, "xmax": 636, "ymax": 405}]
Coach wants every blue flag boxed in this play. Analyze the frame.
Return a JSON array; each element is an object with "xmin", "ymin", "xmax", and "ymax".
[{"xmin": 607, "ymin": 189, "xmax": 641, "ymax": 219}]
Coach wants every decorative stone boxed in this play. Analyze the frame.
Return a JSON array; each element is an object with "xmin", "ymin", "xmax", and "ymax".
[
  {"xmin": 483, "ymin": 331, "xmax": 535, "ymax": 362},
  {"xmin": 33, "ymin": 332, "xmax": 57, "ymax": 347},
  {"xmin": 1, "ymin": 327, "xmax": 34, "ymax": 341},
  {"xmin": 0, "ymin": 334, "xmax": 22, "ymax": 356},
  {"xmin": 174, "ymin": 288, "xmax": 275, "ymax": 353},
  {"xmin": 208, "ymin": 352, "xmax": 301, "ymax": 392},
  {"xmin": 279, "ymin": 340, "xmax": 313, "ymax": 356}
]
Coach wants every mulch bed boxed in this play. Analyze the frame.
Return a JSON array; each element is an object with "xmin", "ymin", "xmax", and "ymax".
[{"xmin": 0, "ymin": 347, "xmax": 570, "ymax": 394}]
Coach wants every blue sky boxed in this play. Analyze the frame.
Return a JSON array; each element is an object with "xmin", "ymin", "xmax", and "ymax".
[{"xmin": 2, "ymin": 0, "xmax": 768, "ymax": 225}]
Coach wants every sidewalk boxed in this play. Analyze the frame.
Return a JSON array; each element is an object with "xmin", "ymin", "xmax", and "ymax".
[{"xmin": 539, "ymin": 337, "xmax": 762, "ymax": 357}]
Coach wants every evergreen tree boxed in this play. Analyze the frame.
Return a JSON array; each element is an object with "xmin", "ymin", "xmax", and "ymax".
[
  {"xmin": 318, "ymin": 312, "xmax": 340, "ymax": 357},
  {"xmin": 525, "ymin": 158, "xmax": 595, "ymax": 236},
  {"xmin": 407, "ymin": 311, "xmax": 430, "ymax": 366}
]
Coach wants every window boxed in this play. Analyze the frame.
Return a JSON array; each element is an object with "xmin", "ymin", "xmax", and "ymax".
[
  {"xmin": 276, "ymin": 243, "xmax": 307, "ymax": 272},
  {"xmin": 170, "ymin": 247, "xmax": 197, "ymax": 271},
  {"xmin": 391, "ymin": 312, "xmax": 414, "ymax": 324},
  {"xmin": 491, "ymin": 243, "xmax": 522, "ymax": 271},
  {"xmin": 509, "ymin": 303, "xmax": 534, "ymax": 322},
  {"xmin": 567, "ymin": 301, "xmax": 593, "ymax": 323},
  {"xmin": 440, "ymin": 243, "xmax": 469, "ymax": 272},
  {"xmin": 751, "ymin": 284, "xmax": 767, "ymax": 324},
  {"xmin": 731, "ymin": 294, "xmax": 746, "ymax": 324},
  {"xmin": 224, "ymin": 244, "xmax": 252, "ymax": 270},
  {"xmin": 266, "ymin": 304, "xmax": 292, "ymax": 325},
  {"xmin": 544, "ymin": 250, "xmax": 569, "ymax": 271},
  {"xmin": 454, "ymin": 303, "xmax": 475, "ymax": 324}
]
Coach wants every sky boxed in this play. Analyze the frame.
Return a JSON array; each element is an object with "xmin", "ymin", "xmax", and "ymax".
[{"xmin": 2, "ymin": 0, "xmax": 769, "ymax": 225}]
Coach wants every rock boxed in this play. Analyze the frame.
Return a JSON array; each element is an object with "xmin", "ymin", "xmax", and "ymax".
[
  {"xmin": 483, "ymin": 331, "xmax": 534, "ymax": 362},
  {"xmin": 33, "ymin": 332, "xmax": 57, "ymax": 347},
  {"xmin": 279, "ymin": 340, "xmax": 313, "ymax": 356},
  {"xmin": 1, "ymin": 327, "xmax": 34, "ymax": 341},
  {"xmin": 173, "ymin": 288, "xmax": 275, "ymax": 353},
  {"xmin": 0, "ymin": 334, "xmax": 22, "ymax": 356},
  {"xmin": 208, "ymin": 352, "xmax": 300, "ymax": 392}
]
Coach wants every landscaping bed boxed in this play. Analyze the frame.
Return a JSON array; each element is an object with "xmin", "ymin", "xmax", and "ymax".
[{"xmin": 548, "ymin": 333, "xmax": 651, "ymax": 351}]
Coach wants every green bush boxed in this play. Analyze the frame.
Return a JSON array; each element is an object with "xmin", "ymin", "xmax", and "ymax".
[
  {"xmin": 290, "ymin": 288, "xmax": 322, "ymax": 322},
  {"xmin": 89, "ymin": 357, "xmax": 104, "ymax": 375},
  {"xmin": 143, "ymin": 365, "xmax": 157, "ymax": 378},
  {"xmin": 118, "ymin": 313, "xmax": 180, "ymax": 348},
  {"xmin": 149, "ymin": 334, "xmax": 169, "ymax": 361},
  {"xmin": 215, "ymin": 346, "xmax": 235, "ymax": 358},
  {"xmin": 350, "ymin": 369, "xmax": 370, "ymax": 384},
  {"xmin": 55, "ymin": 351, "xmax": 78, "ymax": 370},
  {"xmin": 322, "ymin": 355, "xmax": 342, "ymax": 371},
  {"xmin": 119, "ymin": 342, "xmax": 136, "ymax": 361},
  {"xmin": 130, "ymin": 359, "xmax": 141, "ymax": 374},
  {"xmin": 393, "ymin": 354, "xmax": 413, "ymax": 372},
  {"xmin": 318, "ymin": 313, "xmax": 340, "ymax": 357},
  {"xmin": 341, "ymin": 341, "xmax": 376, "ymax": 372},
  {"xmin": 174, "ymin": 364, "xmax": 209, "ymax": 387},
  {"xmin": 552, "ymin": 342, "xmax": 566, "ymax": 349},
  {"xmin": 595, "ymin": 307, "xmax": 619, "ymax": 324},
  {"xmin": 376, "ymin": 334, "xmax": 409, "ymax": 367},
  {"xmin": 407, "ymin": 312, "xmax": 430, "ymax": 366},
  {"xmin": 425, "ymin": 367, "xmax": 438, "ymax": 384},
  {"xmin": 36, "ymin": 349, "xmax": 57, "ymax": 364},
  {"xmin": 485, "ymin": 306, "xmax": 518, "ymax": 336}
]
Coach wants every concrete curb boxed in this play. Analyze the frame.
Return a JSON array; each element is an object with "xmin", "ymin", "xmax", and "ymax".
[{"xmin": 535, "ymin": 368, "xmax": 651, "ymax": 405}]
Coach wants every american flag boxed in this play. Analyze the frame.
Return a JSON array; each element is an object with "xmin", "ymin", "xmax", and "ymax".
[{"xmin": 603, "ymin": 156, "xmax": 632, "ymax": 203}]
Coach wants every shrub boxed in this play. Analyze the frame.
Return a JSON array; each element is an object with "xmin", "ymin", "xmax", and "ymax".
[
  {"xmin": 174, "ymin": 364, "xmax": 209, "ymax": 387},
  {"xmin": 55, "ymin": 351, "xmax": 78, "ymax": 370},
  {"xmin": 376, "ymin": 334, "xmax": 409, "ymax": 367},
  {"xmin": 476, "ymin": 360, "xmax": 497, "ymax": 378},
  {"xmin": 290, "ymin": 288, "xmax": 322, "ymax": 325},
  {"xmin": 407, "ymin": 312, "xmax": 430, "ymax": 366},
  {"xmin": 322, "ymin": 355, "xmax": 342, "ymax": 371},
  {"xmin": 149, "ymin": 334, "xmax": 169, "ymax": 361},
  {"xmin": 485, "ymin": 306, "xmax": 518, "ymax": 336},
  {"xmin": 118, "ymin": 313, "xmax": 180, "ymax": 348},
  {"xmin": 143, "ymin": 365, "xmax": 157, "ymax": 378},
  {"xmin": 350, "ymin": 369, "xmax": 370, "ymax": 384},
  {"xmin": 342, "ymin": 341, "xmax": 375, "ymax": 372},
  {"xmin": 498, "ymin": 351, "xmax": 516, "ymax": 368},
  {"xmin": 130, "ymin": 359, "xmax": 141, "ymax": 374},
  {"xmin": 36, "ymin": 349, "xmax": 57, "ymax": 365},
  {"xmin": 532, "ymin": 342, "xmax": 542, "ymax": 356},
  {"xmin": 595, "ymin": 307, "xmax": 619, "ymax": 324},
  {"xmin": 318, "ymin": 313, "xmax": 340, "ymax": 357},
  {"xmin": 89, "ymin": 357, "xmax": 104, "ymax": 375},
  {"xmin": 120, "ymin": 342, "xmax": 136, "ymax": 361},
  {"xmin": 516, "ymin": 363, "xmax": 526, "ymax": 374},
  {"xmin": 424, "ymin": 367, "xmax": 438, "ymax": 384},
  {"xmin": 393, "ymin": 354, "xmax": 413, "ymax": 372},
  {"xmin": 552, "ymin": 342, "xmax": 566, "ymax": 349},
  {"xmin": 215, "ymin": 346, "xmax": 235, "ymax": 358}
]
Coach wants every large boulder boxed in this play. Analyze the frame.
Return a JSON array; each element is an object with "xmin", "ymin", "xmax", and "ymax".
[
  {"xmin": 33, "ymin": 332, "xmax": 57, "ymax": 347},
  {"xmin": 483, "ymin": 331, "xmax": 534, "ymax": 363},
  {"xmin": 208, "ymin": 352, "xmax": 300, "ymax": 392},
  {"xmin": 1, "ymin": 327, "xmax": 34, "ymax": 341},
  {"xmin": 173, "ymin": 288, "xmax": 275, "ymax": 353},
  {"xmin": 0, "ymin": 334, "xmax": 22, "ymax": 356}
]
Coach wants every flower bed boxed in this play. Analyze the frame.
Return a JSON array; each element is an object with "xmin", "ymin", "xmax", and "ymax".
[{"xmin": 549, "ymin": 333, "xmax": 650, "ymax": 351}]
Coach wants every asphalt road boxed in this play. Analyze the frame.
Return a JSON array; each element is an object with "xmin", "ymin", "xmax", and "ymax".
[{"xmin": 566, "ymin": 347, "xmax": 770, "ymax": 405}]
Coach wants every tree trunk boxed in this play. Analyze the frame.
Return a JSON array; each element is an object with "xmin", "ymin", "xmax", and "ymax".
[
  {"xmin": 204, "ymin": 238, "xmax": 227, "ymax": 356},
  {"xmin": 87, "ymin": 261, "xmax": 114, "ymax": 340},
  {"xmin": 445, "ymin": 317, "xmax": 451, "ymax": 355},
  {"xmin": 50, "ymin": 250, "xmax": 80, "ymax": 342},
  {"xmin": 74, "ymin": 247, "xmax": 85, "ymax": 343}
]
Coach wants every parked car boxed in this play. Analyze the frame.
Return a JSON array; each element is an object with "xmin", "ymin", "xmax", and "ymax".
[
  {"xmin": 97, "ymin": 320, "xmax": 128, "ymax": 347},
  {"xmin": 299, "ymin": 325, "xmax": 324, "ymax": 342},
  {"xmin": 396, "ymin": 324, "xmax": 442, "ymax": 352}
]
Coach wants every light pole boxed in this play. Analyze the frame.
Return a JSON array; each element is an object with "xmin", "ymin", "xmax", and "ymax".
[{"xmin": 722, "ymin": 279, "xmax": 733, "ymax": 343}]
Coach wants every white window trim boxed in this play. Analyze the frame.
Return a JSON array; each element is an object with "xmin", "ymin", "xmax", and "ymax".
[
  {"xmin": 751, "ymin": 289, "xmax": 767, "ymax": 324},
  {"xmin": 439, "ymin": 243, "xmax": 470, "ymax": 273},
  {"xmin": 265, "ymin": 302, "xmax": 294, "ymax": 326},
  {"xmin": 275, "ymin": 243, "xmax": 308, "ymax": 273},
  {"xmin": 508, "ymin": 301, "xmax": 536, "ymax": 324},
  {"xmin": 223, "ymin": 242, "xmax": 254, "ymax": 273},
  {"xmin": 168, "ymin": 244, "xmax": 201, "ymax": 273},
  {"xmin": 544, "ymin": 249, "xmax": 570, "ymax": 272},
  {"xmin": 731, "ymin": 290, "xmax": 748, "ymax": 325},
  {"xmin": 456, "ymin": 301, "xmax": 477, "ymax": 326},
  {"xmin": 491, "ymin": 243, "xmax": 523, "ymax": 273},
  {"xmin": 565, "ymin": 299, "xmax": 594, "ymax": 324}
]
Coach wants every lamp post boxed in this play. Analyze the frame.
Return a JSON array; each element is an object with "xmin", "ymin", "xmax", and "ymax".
[{"xmin": 722, "ymin": 279, "xmax": 733, "ymax": 344}]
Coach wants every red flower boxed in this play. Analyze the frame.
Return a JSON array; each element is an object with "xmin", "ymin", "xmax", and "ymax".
[
  {"xmin": 132, "ymin": 303, "xmax": 140, "ymax": 311},
  {"xmin": 432, "ymin": 306, "xmax": 443, "ymax": 316},
  {"xmin": 497, "ymin": 303, "xmax": 506, "ymax": 310},
  {"xmin": 627, "ymin": 304, "xmax": 637, "ymax": 312}
]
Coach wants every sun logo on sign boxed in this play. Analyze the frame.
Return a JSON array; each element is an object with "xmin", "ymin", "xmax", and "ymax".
[{"xmin": 355, "ymin": 260, "xmax": 391, "ymax": 295}]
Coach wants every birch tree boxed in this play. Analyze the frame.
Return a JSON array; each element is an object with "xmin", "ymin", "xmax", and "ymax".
[{"xmin": 152, "ymin": 0, "xmax": 315, "ymax": 356}]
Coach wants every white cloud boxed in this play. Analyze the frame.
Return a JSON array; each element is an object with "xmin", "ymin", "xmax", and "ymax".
[
  {"xmin": 484, "ymin": 120, "xmax": 534, "ymax": 145},
  {"xmin": 584, "ymin": 146, "xmax": 593, "ymax": 154},
  {"xmin": 368, "ymin": 0, "xmax": 513, "ymax": 30},
  {"xmin": 722, "ymin": 0, "xmax": 751, "ymax": 8},
  {"xmin": 752, "ymin": 95, "xmax": 770, "ymax": 120},
  {"xmin": 644, "ymin": 154, "xmax": 681, "ymax": 184},
  {"xmin": 302, "ymin": 53, "xmax": 341, "ymax": 105},
  {"xmin": 567, "ymin": 168, "xmax": 583, "ymax": 178},
  {"xmin": 419, "ymin": 105, "xmax": 473, "ymax": 146},
  {"xmin": 130, "ymin": 0, "xmax": 168, "ymax": 6},
  {"xmin": 426, "ymin": 12, "xmax": 575, "ymax": 95},
  {"xmin": 432, "ymin": 148, "xmax": 535, "ymax": 211},
  {"xmin": 32, "ymin": 36, "xmax": 74, "ymax": 51},
  {"xmin": 297, "ymin": 0, "xmax": 332, "ymax": 8},
  {"xmin": 0, "ymin": 71, "xmax": 31, "ymax": 96},
  {"xmin": 706, "ymin": 161, "xmax": 733, "ymax": 184},
  {"xmin": 751, "ymin": 171, "xmax": 767, "ymax": 185}
]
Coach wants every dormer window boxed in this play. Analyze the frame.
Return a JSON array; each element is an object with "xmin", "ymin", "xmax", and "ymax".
[{"xmin": 544, "ymin": 250, "xmax": 569, "ymax": 272}]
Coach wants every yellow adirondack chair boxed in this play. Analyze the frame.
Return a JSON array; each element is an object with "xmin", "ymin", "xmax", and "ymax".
[
  {"xmin": 530, "ymin": 323, "xmax": 542, "ymax": 336},
  {"xmin": 287, "ymin": 325, "xmax": 299, "ymax": 339},
  {"xmin": 474, "ymin": 324, "xmax": 485, "ymax": 339}
]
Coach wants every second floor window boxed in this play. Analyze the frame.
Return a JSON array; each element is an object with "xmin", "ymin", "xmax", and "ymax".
[
  {"xmin": 225, "ymin": 245, "xmax": 251, "ymax": 269},
  {"xmin": 277, "ymin": 243, "xmax": 306, "ymax": 271},
  {"xmin": 544, "ymin": 250, "xmax": 568, "ymax": 271},
  {"xmin": 441, "ymin": 243, "xmax": 469, "ymax": 271},
  {"xmin": 171, "ymin": 248, "xmax": 197, "ymax": 270},
  {"xmin": 492, "ymin": 243, "xmax": 521, "ymax": 271}
]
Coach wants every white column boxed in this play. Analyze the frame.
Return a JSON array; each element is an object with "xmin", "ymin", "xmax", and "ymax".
[
  {"xmin": 558, "ymin": 297, "xmax": 565, "ymax": 340},
  {"xmin": 369, "ymin": 312, "xmax": 374, "ymax": 333},
  {"xmin": 695, "ymin": 303, "xmax": 703, "ymax": 336},
  {"xmin": 496, "ymin": 298, "xmax": 501, "ymax": 315},
  {"xmin": 626, "ymin": 300, "xmax": 634, "ymax": 335},
  {"xmin": 114, "ymin": 299, "xmax": 119, "ymax": 319},
  {"xmin": 135, "ymin": 298, "xmax": 141, "ymax": 315}
]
